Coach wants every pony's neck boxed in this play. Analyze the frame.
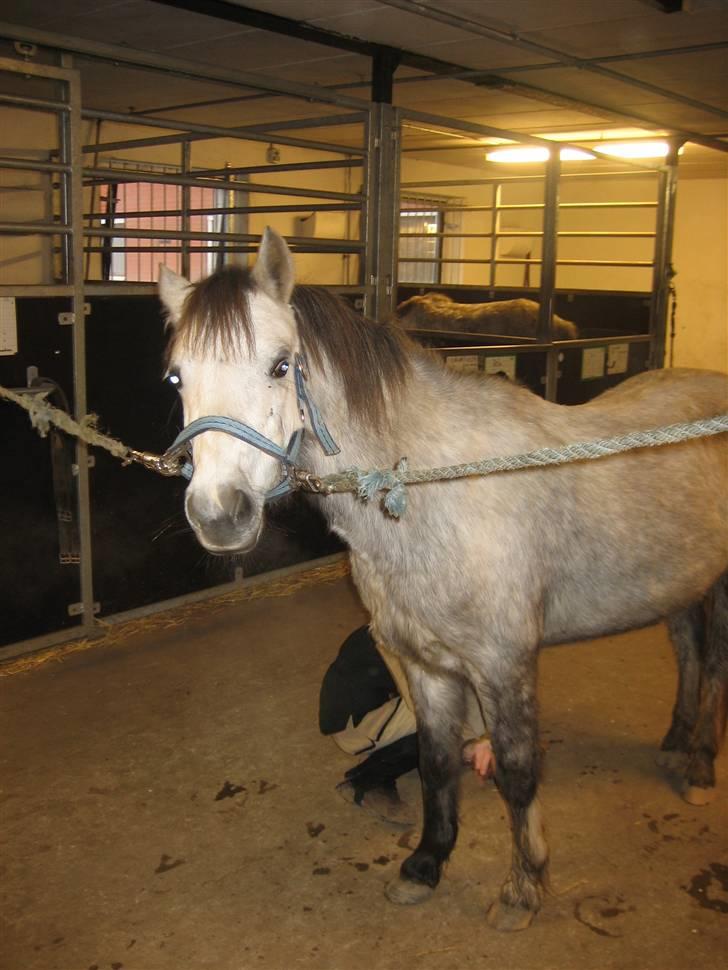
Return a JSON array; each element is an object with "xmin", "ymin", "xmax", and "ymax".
[{"xmin": 300, "ymin": 350, "xmax": 448, "ymax": 476}]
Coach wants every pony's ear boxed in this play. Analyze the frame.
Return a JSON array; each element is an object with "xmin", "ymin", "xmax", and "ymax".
[
  {"xmin": 252, "ymin": 227, "xmax": 295, "ymax": 305},
  {"xmin": 158, "ymin": 264, "xmax": 192, "ymax": 327}
]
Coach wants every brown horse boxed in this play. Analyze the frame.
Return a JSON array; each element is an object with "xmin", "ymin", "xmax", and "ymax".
[{"xmin": 396, "ymin": 291, "xmax": 579, "ymax": 340}]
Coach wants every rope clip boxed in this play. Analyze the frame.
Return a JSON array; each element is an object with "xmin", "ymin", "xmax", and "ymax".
[{"xmin": 124, "ymin": 448, "xmax": 186, "ymax": 477}]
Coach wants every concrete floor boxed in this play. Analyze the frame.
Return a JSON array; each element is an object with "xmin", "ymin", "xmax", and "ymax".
[{"xmin": 1, "ymin": 572, "xmax": 726, "ymax": 970}]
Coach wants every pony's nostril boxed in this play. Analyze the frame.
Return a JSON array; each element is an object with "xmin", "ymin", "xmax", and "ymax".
[{"xmin": 231, "ymin": 488, "xmax": 252, "ymax": 523}]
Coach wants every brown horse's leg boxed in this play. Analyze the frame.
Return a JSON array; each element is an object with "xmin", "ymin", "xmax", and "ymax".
[
  {"xmin": 684, "ymin": 573, "xmax": 728, "ymax": 805},
  {"xmin": 484, "ymin": 659, "xmax": 548, "ymax": 931},
  {"xmin": 385, "ymin": 664, "xmax": 465, "ymax": 905}
]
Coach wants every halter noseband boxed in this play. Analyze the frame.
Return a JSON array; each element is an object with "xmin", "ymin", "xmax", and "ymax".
[{"xmin": 160, "ymin": 352, "xmax": 339, "ymax": 501}]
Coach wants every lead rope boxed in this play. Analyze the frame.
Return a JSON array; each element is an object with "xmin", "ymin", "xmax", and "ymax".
[{"xmin": 2, "ymin": 380, "xmax": 727, "ymax": 519}]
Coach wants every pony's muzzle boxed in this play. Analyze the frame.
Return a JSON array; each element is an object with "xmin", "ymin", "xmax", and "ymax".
[{"xmin": 185, "ymin": 484, "xmax": 260, "ymax": 553}]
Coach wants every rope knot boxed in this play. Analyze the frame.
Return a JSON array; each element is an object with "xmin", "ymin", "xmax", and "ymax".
[{"xmin": 356, "ymin": 457, "xmax": 408, "ymax": 518}]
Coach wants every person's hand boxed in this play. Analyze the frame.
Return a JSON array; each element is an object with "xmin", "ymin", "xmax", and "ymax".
[{"xmin": 462, "ymin": 737, "xmax": 496, "ymax": 780}]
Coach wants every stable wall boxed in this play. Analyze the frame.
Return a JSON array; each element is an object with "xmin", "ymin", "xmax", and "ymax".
[{"xmin": 671, "ymin": 176, "xmax": 728, "ymax": 373}]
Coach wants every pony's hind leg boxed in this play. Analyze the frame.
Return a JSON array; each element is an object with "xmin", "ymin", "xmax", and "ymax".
[
  {"xmin": 683, "ymin": 573, "xmax": 728, "ymax": 805},
  {"xmin": 479, "ymin": 657, "xmax": 548, "ymax": 931},
  {"xmin": 385, "ymin": 663, "xmax": 465, "ymax": 906},
  {"xmin": 658, "ymin": 603, "xmax": 704, "ymax": 775}
]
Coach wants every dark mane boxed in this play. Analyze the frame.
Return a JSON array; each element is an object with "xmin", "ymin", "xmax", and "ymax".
[
  {"xmin": 292, "ymin": 285, "xmax": 412, "ymax": 428},
  {"xmin": 167, "ymin": 266, "xmax": 413, "ymax": 428}
]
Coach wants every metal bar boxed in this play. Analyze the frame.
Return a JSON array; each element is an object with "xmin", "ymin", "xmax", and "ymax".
[
  {"xmin": 83, "ymin": 165, "xmax": 363, "ymax": 202},
  {"xmin": 0, "ymin": 54, "xmax": 78, "ymax": 82},
  {"xmin": 401, "ymin": 109, "xmax": 591, "ymax": 154},
  {"xmin": 401, "ymin": 257, "xmax": 654, "ymax": 267},
  {"xmin": 62, "ymin": 55, "xmax": 96, "ymax": 639},
  {"xmin": 494, "ymin": 40, "xmax": 728, "ymax": 72},
  {"xmin": 648, "ymin": 144, "xmax": 680, "ymax": 368},
  {"xmin": 401, "ymin": 171, "xmax": 658, "ymax": 185},
  {"xmin": 83, "ymin": 202, "xmax": 360, "ymax": 220},
  {"xmin": 365, "ymin": 103, "xmax": 400, "ymax": 321},
  {"xmin": 0, "ymin": 23, "xmax": 370, "ymax": 110},
  {"xmin": 197, "ymin": 158, "xmax": 364, "ymax": 178},
  {"xmin": 399, "ymin": 230, "xmax": 656, "ymax": 239},
  {"xmin": 436, "ymin": 333, "xmax": 652, "ymax": 357},
  {"xmin": 81, "ymin": 109, "xmax": 367, "ymax": 157},
  {"xmin": 83, "ymin": 226, "xmax": 363, "ymax": 248},
  {"xmin": 0, "ymin": 221, "xmax": 71, "ymax": 234},
  {"xmin": 0, "ymin": 156, "xmax": 71, "ymax": 174},
  {"xmin": 180, "ymin": 142, "xmax": 191, "ymax": 279},
  {"xmin": 0, "ymin": 284, "xmax": 75, "ymax": 296},
  {"xmin": 539, "ymin": 151, "xmax": 560, "ymax": 401},
  {"xmin": 0, "ymin": 92, "xmax": 71, "ymax": 113},
  {"xmin": 227, "ymin": 111, "xmax": 368, "ymax": 134},
  {"xmin": 489, "ymin": 183, "xmax": 500, "ymax": 287}
]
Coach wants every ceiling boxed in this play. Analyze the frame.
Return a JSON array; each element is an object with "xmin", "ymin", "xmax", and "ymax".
[{"xmin": 1, "ymin": 0, "xmax": 727, "ymax": 175}]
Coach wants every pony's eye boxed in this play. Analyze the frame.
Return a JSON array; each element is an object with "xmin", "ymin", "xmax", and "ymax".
[
  {"xmin": 270, "ymin": 358, "xmax": 290, "ymax": 379},
  {"xmin": 166, "ymin": 370, "xmax": 182, "ymax": 390}
]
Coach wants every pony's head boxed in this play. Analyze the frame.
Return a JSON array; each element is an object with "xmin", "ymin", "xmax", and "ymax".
[{"xmin": 160, "ymin": 228, "xmax": 303, "ymax": 554}]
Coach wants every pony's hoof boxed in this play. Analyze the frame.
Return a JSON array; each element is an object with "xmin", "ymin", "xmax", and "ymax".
[
  {"xmin": 486, "ymin": 900, "xmax": 536, "ymax": 932},
  {"xmin": 656, "ymin": 749, "xmax": 688, "ymax": 772},
  {"xmin": 682, "ymin": 783, "xmax": 715, "ymax": 806},
  {"xmin": 384, "ymin": 877, "xmax": 435, "ymax": 905}
]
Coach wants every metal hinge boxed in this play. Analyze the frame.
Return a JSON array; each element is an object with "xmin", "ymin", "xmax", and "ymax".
[
  {"xmin": 67, "ymin": 601, "xmax": 100, "ymax": 617},
  {"xmin": 58, "ymin": 303, "xmax": 91, "ymax": 325}
]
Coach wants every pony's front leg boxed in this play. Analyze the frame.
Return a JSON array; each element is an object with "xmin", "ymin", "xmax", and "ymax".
[
  {"xmin": 481, "ymin": 658, "xmax": 549, "ymax": 931},
  {"xmin": 385, "ymin": 663, "xmax": 465, "ymax": 905}
]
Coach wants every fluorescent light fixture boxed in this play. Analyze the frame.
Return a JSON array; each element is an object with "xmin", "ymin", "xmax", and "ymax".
[
  {"xmin": 486, "ymin": 146, "xmax": 594, "ymax": 163},
  {"xmin": 593, "ymin": 140, "xmax": 672, "ymax": 159}
]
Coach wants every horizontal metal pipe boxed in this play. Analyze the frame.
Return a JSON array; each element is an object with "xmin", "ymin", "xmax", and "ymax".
[
  {"xmin": 0, "ymin": 156, "xmax": 71, "ymax": 174},
  {"xmin": 83, "ymin": 165, "xmax": 363, "ymax": 202},
  {"xmin": 83, "ymin": 202, "xmax": 360, "ymax": 220},
  {"xmin": 403, "ymin": 257, "xmax": 654, "ymax": 267},
  {"xmin": 0, "ymin": 221, "xmax": 70, "ymax": 235},
  {"xmin": 83, "ymin": 225, "xmax": 363, "ymax": 249},
  {"xmin": 81, "ymin": 108, "xmax": 367, "ymax": 157},
  {"xmin": 0, "ymin": 284, "xmax": 75, "ymax": 296},
  {"xmin": 0, "ymin": 92, "xmax": 70, "ymax": 112},
  {"xmin": 401, "ymin": 170, "xmax": 658, "ymax": 185},
  {"xmin": 436, "ymin": 333, "xmax": 652, "ymax": 356},
  {"xmin": 198, "ymin": 158, "xmax": 363, "ymax": 177},
  {"xmin": 400, "ymin": 230, "xmax": 655, "ymax": 239},
  {"xmin": 84, "ymin": 244, "xmax": 362, "ymax": 254}
]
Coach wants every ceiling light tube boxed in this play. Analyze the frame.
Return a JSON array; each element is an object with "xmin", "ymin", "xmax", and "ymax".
[{"xmin": 486, "ymin": 146, "xmax": 594, "ymax": 163}]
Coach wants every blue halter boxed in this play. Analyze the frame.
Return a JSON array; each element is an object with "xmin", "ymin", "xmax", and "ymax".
[{"xmin": 162, "ymin": 352, "xmax": 339, "ymax": 501}]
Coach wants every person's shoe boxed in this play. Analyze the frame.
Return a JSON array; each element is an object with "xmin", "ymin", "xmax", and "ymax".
[{"xmin": 335, "ymin": 780, "xmax": 415, "ymax": 828}]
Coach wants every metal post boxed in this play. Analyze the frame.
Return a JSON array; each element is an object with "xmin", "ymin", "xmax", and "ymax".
[
  {"xmin": 181, "ymin": 142, "xmax": 191, "ymax": 278},
  {"xmin": 56, "ymin": 114, "xmax": 71, "ymax": 284},
  {"xmin": 63, "ymin": 55, "xmax": 97, "ymax": 634},
  {"xmin": 489, "ymin": 183, "xmax": 500, "ymax": 288},
  {"xmin": 539, "ymin": 149, "xmax": 560, "ymax": 402},
  {"xmin": 648, "ymin": 145, "xmax": 680, "ymax": 369},
  {"xmin": 364, "ymin": 103, "xmax": 400, "ymax": 321}
]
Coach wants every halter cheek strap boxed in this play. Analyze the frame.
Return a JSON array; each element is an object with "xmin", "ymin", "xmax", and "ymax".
[{"xmin": 162, "ymin": 352, "xmax": 339, "ymax": 501}]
